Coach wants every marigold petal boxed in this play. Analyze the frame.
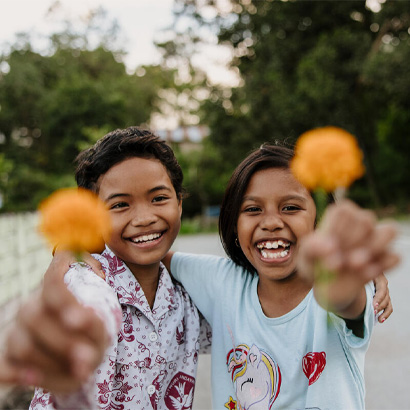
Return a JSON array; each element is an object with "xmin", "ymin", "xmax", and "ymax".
[
  {"xmin": 291, "ymin": 126, "xmax": 365, "ymax": 192},
  {"xmin": 39, "ymin": 188, "xmax": 112, "ymax": 253}
]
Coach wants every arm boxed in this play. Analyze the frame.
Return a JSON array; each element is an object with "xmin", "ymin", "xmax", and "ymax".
[
  {"xmin": 0, "ymin": 269, "xmax": 108, "ymax": 393},
  {"xmin": 298, "ymin": 200, "xmax": 400, "ymax": 320}
]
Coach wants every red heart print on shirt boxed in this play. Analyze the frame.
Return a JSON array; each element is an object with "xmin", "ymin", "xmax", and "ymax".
[{"xmin": 302, "ymin": 351, "xmax": 326, "ymax": 385}]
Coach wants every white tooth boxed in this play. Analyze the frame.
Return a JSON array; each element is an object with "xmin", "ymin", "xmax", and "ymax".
[
  {"xmin": 281, "ymin": 251, "xmax": 286, "ymax": 257},
  {"xmin": 273, "ymin": 252, "xmax": 278, "ymax": 259},
  {"xmin": 272, "ymin": 241, "xmax": 278, "ymax": 249},
  {"xmin": 148, "ymin": 234, "xmax": 154, "ymax": 240},
  {"xmin": 278, "ymin": 240, "xmax": 284, "ymax": 246},
  {"xmin": 262, "ymin": 250, "xmax": 268, "ymax": 258},
  {"xmin": 143, "ymin": 235, "xmax": 149, "ymax": 241},
  {"xmin": 257, "ymin": 243, "xmax": 263, "ymax": 249},
  {"xmin": 266, "ymin": 243, "xmax": 272, "ymax": 249}
]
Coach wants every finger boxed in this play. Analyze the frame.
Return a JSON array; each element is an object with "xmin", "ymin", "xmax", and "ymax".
[
  {"xmin": 5, "ymin": 325, "xmax": 69, "ymax": 378},
  {"xmin": 298, "ymin": 234, "xmax": 330, "ymax": 282},
  {"xmin": 375, "ymin": 292, "xmax": 391, "ymax": 315},
  {"xmin": 322, "ymin": 201, "xmax": 375, "ymax": 249},
  {"xmin": 38, "ymin": 371, "xmax": 84, "ymax": 394},
  {"xmin": 81, "ymin": 253, "xmax": 105, "ymax": 279},
  {"xmin": 69, "ymin": 341, "xmax": 104, "ymax": 382},
  {"xmin": 41, "ymin": 272, "xmax": 80, "ymax": 319},
  {"xmin": 377, "ymin": 252, "xmax": 401, "ymax": 274},
  {"xmin": 60, "ymin": 305, "xmax": 108, "ymax": 346},
  {"xmin": 373, "ymin": 273, "xmax": 388, "ymax": 309},
  {"xmin": 0, "ymin": 355, "xmax": 27, "ymax": 385},
  {"xmin": 43, "ymin": 251, "xmax": 77, "ymax": 286},
  {"xmin": 378, "ymin": 302, "xmax": 393, "ymax": 323},
  {"xmin": 18, "ymin": 304, "xmax": 79, "ymax": 365},
  {"xmin": 347, "ymin": 224, "xmax": 398, "ymax": 270}
]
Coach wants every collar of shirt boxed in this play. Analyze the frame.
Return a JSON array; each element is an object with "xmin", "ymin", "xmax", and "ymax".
[{"xmin": 96, "ymin": 246, "xmax": 179, "ymax": 321}]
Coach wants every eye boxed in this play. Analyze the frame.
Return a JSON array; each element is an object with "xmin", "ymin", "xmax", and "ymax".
[
  {"xmin": 152, "ymin": 195, "xmax": 169, "ymax": 203},
  {"xmin": 110, "ymin": 202, "xmax": 128, "ymax": 210},
  {"xmin": 283, "ymin": 205, "xmax": 301, "ymax": 212},
  {"xmin": 243, "ymin": 206, "xmax": 261, "ymax": 213},
  {"xmin": 240, "ymin": 377, "xmax": 254, "ymax": 390}
]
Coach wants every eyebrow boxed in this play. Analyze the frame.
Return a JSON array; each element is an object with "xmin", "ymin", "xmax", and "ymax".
[
  {"xmin": 149, "ymin": 185, "xmax": 173, "ymax": 194},
  {"xmin": 242, "ymin": 194, "xmax": 308, "ymax": 203},
  {"xmin": 104, "ymin": 185, "xmax": 173, "ymax": 202},
  {"xmin": 104, "ymin": 193, "xmax": 130, "ymax": 202}
]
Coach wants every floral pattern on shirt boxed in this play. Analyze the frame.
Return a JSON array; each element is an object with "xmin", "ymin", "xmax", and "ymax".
[{"xmin": 30, "ymin": 247, "xmax": 211, "ymax": 410}]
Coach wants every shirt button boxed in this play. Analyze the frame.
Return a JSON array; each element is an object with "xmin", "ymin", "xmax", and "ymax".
[
  {"xmin": 149, "ymin": 331, "xmax": 158, "ymax": 342},
  {"xmin": 147, "ymin": 385, "xmax": 156, "ymax": 395}
]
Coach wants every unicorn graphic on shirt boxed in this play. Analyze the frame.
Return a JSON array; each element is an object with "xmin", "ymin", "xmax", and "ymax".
[{"xmin": 226, "ymin": 343, "xmax": 281, "ymax": 409}]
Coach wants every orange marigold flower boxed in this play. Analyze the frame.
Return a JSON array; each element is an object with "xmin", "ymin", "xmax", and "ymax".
[
  {"xmin": 291, "ymin": 126, "xmax": 365, "ymax": 192},
  {"xmin": 39, "ymin": 188, "xmax": 111, "ymax": 253}
]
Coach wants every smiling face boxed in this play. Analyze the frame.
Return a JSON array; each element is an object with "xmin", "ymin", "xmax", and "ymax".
[
  {"xmin": 97, "ymin": 157, "xmax": 182, "ymax": 278},
  {"xmin": 236, "ymin": 167, "xmax": 316, "ymax": 283}
]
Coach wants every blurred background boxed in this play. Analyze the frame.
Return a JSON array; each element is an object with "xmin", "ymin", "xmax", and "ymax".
[{"xmin": 0, "ymin": 0, "xmax": 409, "ymax": 407}]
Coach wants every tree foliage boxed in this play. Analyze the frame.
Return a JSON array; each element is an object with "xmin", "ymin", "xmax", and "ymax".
[
  {"xmin": 164, "ymin": 0, "xmax": 410, "ymax": 210},
  {"xmin": 0, "ymin": 11, "xmax": 173, "ymax": 212}
]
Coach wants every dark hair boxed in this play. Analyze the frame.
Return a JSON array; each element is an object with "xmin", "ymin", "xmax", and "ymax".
[
  {"xmin": 75, "ymin": 126, "xmax": 184, "ymax": 198},
  {"xmin": 219, "ymin": 143, "xmax": 295, "ymax": 274}
]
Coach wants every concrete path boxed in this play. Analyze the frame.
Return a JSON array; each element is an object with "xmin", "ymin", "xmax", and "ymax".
[{"xmin": 172, "ymin": 224, "xmax": 410, "ymax": 410}]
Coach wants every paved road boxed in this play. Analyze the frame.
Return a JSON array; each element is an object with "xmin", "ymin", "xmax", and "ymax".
[{"xmin": 172, "ymin": 224, "xmax": 410, "ymax": 410}]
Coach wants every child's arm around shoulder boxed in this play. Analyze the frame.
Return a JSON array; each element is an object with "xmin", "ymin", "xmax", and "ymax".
[{"xmin": 298, "ymin": 200, "xmax": 400, "ymax": 320}]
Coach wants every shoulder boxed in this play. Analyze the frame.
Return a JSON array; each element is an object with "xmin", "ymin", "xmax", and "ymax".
[{"xmin": 172, "ymin": 252, "xmax": 240, "ymax": 273}]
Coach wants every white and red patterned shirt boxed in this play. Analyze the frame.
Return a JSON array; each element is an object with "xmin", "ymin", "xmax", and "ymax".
[{"xmin": 30, "ymin": 247, "xmax": 211, "ymax": 410}]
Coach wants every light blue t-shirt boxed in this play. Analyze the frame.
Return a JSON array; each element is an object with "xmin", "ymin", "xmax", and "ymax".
[{"xmin": 171, "ymin": 252, "xmax": 375, "ymax": 410}]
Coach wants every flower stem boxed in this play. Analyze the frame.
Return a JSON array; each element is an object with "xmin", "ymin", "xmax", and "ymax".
[{"xmin": 313, "ymin": 188, "xmax": 328, "ymax": 224}]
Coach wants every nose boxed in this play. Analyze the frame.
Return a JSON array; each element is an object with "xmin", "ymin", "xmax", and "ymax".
[
  {"xmin": 130, "ymin": 206, "xmax": 158, "ymax": 227},
  {"xmin": 260, "ymin": 211, "xmax": 284, "ymax": 231}
]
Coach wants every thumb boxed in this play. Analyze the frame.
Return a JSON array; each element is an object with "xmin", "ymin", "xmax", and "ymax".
[{"xmin": 297, "ymin": 233, "xmax": 340, "ymax": 281}]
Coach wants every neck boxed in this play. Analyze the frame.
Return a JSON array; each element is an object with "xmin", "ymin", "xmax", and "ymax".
[
  {"xmin": 257, "ymin": 272, "xmax": 311, "ymax": 318},
  {"xmin": 128, "ymin": 263, "xmax": 161, "ymax": 310}
]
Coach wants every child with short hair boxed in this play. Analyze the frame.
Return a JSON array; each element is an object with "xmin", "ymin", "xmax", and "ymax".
[
  {"xmin": 164, "ymin": 143, "xmax": 399, "ymax": 409},
  {"xmin": 2, "ymin": 126, "xmax": 210, "ymax": 409}
]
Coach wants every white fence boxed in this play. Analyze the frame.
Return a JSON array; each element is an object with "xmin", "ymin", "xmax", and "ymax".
[{"xmin": 0, "ymin": 212, "xmax": 51, "ymax": 308}]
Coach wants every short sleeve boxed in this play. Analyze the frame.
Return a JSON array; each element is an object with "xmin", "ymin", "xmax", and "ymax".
[
  {"xmin": 47, "ymin": 264, "xmax": 122, "ymax": 410},
  {"xmin": 329, "ymin": 282, "xmax": 375, "ymax": 349},
  {"xmin": 64, "ymin": 263, "xmax": 122, "ymax": 344},
  {"xmin": 170, "ymin": 252, "xmax": 231, "ymax": 324}
]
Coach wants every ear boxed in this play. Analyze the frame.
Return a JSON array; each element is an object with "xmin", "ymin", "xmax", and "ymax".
[
  {"xmin": 178, "ymin": 197, "xmax": 183, "ymax": 218},
  {"xmin": 248, "ymin": 345, "xmax": 262, "ymax": 367}
]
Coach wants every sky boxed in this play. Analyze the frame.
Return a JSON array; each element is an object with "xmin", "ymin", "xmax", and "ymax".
[
  {"xmin": 0, "ymin": 0, "xmax": 236, "ymax": 85},
  {"xmin": 0, "ymin": 0, "xmax": 176, "ymax": 69}
]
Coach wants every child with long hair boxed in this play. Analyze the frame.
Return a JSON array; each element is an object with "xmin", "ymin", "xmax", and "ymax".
[{"xmin": 164, "ymin": 143, "xmax": 399, "ymax": 409}]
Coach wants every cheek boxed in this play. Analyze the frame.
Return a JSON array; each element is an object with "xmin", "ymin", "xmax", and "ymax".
[{"xmin": 236, "ymin": 217, "xmax": 253, "ymax": 247}]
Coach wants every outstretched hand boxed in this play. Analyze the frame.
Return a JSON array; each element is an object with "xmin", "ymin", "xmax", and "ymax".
[
  {"xmin": 298, "ymin": 200, "xmax": 400, "ymax": 319},
  {"xmin": 0, "ymin": 265, "xmax": 108, "ymax": 393}
]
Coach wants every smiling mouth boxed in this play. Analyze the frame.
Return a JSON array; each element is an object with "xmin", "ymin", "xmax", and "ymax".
[
  {"xmin": 256, "ymin": 239, "xmax": 291, "ymax": 259},
  {"xmin": 128, "ymin": 231, "xmax": 164, "ymax": 244}
]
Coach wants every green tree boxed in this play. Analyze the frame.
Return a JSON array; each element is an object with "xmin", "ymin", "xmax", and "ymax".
[
  {"xmin": 164, "ymin": 0, "xmax": 410, "ymax": 210},
  {"xmin": 0, "ymin": 10, "xmax": 173, "ymax": 212}
]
